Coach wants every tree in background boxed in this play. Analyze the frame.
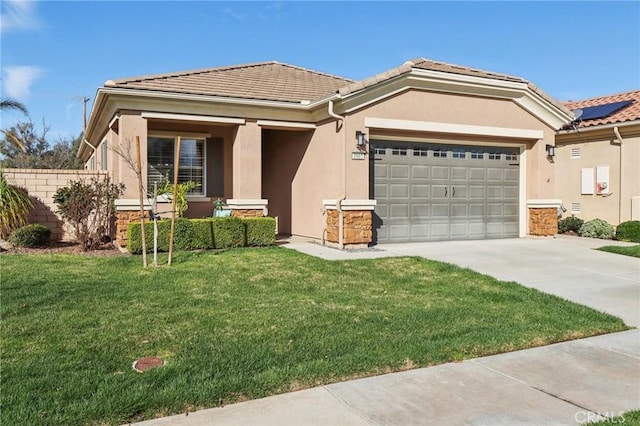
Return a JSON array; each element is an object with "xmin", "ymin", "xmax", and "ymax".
[{"xmin": 0, "ymin": 120, "xmax": 84, "ymax": 169}]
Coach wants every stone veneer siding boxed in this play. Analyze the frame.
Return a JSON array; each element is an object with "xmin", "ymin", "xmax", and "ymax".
[
  {"xmin": 2, "ymin": 168, "xmax": 107, "ymax": 241},
  {"xmin": 326, "ymin": 209, "xmax": 373, "ymax": 246},
  {"xmin": 115, "ymin": 210, "xmax": 150, "ymax": 247},
  {"xmin": 231, "ymin": 209, "xmax": 264, "ymax": 218},
  {"xmin": 529, "ymin": 207, "xmax": 558, "ymax": 236}
]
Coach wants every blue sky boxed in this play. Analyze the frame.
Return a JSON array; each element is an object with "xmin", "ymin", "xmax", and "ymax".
[{"xmin": 1, "ymin": 1, "xmax": 639, "ymax": 142}]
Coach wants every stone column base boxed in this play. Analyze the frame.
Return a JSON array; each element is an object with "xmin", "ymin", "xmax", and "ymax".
[
  {"xmin": 323, "ymin": 199, "xmax": 376, "ymax": 248},
  {"xmin": 115, "ymin": 210, "xmax": 150, "ymax": 247},
  {"xmin": 227, "ymin": 199, "xmax": 268, "ymax": 218},
  {"xmin": 527, "ymin": 199, "xmax": 562, "ymax": 236}
]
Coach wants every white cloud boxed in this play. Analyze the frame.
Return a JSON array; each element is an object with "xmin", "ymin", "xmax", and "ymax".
[
  {"xmin": 0, "ymin": 0, "xmax": 39, "ymax": 33},
  {"xmin": 3, "ymin": 65, "xmax": 44, "ymax": 100}
]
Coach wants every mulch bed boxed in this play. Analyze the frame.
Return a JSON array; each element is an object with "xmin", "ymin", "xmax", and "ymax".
[{"xmin": 0, "ymin": 241, "xmax": 125, "ymax": 257}]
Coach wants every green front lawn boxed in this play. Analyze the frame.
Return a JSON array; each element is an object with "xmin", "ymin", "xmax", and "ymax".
[
  {"xmin": 589, "ymin": 410, "xmax": 640, "ymax": 425},
  {"xmin": 597, "ymin": 244, "xmax": 640, "ymax": 258},
  {"xmin": 0, "ymin": 248, "xmax": 627, "ymax": 425}
]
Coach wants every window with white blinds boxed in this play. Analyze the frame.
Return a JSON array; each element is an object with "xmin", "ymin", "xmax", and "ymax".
[{"xmin": 147, "ymin": 137, "xmax": 204, "ymax": 195}]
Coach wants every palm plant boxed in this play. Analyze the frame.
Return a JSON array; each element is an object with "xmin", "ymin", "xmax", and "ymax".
[
  {"xmin": 0, "ymin": 98, "xmax": 28, "ymax": 115},
  {"xmin": 0, "ymin": 170, "xmax": 33, "ymax": 239}
]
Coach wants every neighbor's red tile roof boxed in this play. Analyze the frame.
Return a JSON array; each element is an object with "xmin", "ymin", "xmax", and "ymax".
[
  {"xmin": 107, "ymin": 61, "xmax": 354, "ymax": 104},
  {"xmin": 564, "ymin": 90, "xmax": 640, "ymax": 127}
]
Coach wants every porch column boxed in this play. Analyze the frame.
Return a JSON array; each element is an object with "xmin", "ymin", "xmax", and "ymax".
[{"xmin": 229, "ymin": 121, "xmax": 267, "ymax": 217}]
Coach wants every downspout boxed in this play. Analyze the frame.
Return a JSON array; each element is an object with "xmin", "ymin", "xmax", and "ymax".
[
  {"xmin": 82, "ymin": 139, "xmax": 97, "ymax": 169},
  {"xmin": 614, "ymin": 126, "xmax": 624, "ymax": 223},
  {"xmin": 328, "ymin": 97, "xmax": 347, "ymax": 249}
]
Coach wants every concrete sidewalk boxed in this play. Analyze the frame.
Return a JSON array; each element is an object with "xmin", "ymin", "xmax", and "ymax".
[
  {"xmin": 133, "ymin": 236, "xmax": 639, "ymax": 425},
  {"xmin": 133, "ymin": 330, "xmax": 640, "ymax": 426}
]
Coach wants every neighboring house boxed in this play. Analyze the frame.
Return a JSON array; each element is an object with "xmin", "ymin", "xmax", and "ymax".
[
  {"xmin": 556, "ymin": 90, "xmax": 640, "ymax": 226},
  {"xmin": 80, "ymin": 59, "xmax": 576, "ymax": 247}
]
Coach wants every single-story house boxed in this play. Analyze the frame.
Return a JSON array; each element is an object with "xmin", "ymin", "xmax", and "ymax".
[
  {"xmin": 80, "ymin": 58, "xmax": 612, "ymax": 247},
  {"xmin": 556, "ymin": 90, "xmax": 640, "ymax": 225}
]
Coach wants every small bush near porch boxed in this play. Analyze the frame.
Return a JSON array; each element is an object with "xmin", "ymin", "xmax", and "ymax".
[{"xmin": 0, "ymin": 248, "xmax": 627, "ymax": 425}]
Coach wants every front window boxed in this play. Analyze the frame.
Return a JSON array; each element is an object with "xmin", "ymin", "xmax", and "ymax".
[{"xmin": 147, "ymin": 137, "xmax": 204, "ymax": 195}]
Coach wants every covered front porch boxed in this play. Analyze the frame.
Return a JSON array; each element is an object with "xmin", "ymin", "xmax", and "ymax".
[{"xmin": 110, "ymin": 111, "xmax": 317, "ymax": 246}]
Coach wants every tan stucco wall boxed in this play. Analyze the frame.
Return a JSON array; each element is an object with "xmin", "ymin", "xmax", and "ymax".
[
  {"xmin": 345, "ymin": 89, "xmax": 558, "ymax": 202},
  {"xmin": 555, "ymin": 126, "xmax": 640, "ymax": 225},
  {"xmin": 263, "ymin": 123, "xmax": 344, "ymax": 238}
]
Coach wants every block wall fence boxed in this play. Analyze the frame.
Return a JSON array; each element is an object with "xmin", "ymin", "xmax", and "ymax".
[{"xmin": 3, "ymin": 169, "xmax": 107, "ymax": 242}]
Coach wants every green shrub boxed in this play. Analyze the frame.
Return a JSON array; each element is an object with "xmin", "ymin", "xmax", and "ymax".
[
  {"xmin": 9, "ymin": 224, "xmax": 51, "ymax": 247},
  {"xmin": 558, "ymin": 215, "xmax": 584, "ymax": 234},
  {"xmin": 245, "ymin": 217, "xmax": 276, "ymax": 246},
  {"xmin": 578, "ymin": 218, "xmax": 614, "ymax": 239},
  {"xmin": 212, "ymin": 216, "xmax": 245, "ymax": 249},
  {"xmin": 126, "ymin": 217, "xmax": 266, "ymax": 253},
  {"xmin": 615, "ymin": 220, "xmax": 640, "ymax": 243}
]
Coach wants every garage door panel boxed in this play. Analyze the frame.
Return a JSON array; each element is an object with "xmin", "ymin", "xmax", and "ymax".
[
  {"xmin": 486, "ymin": 222, "xmax": 504, "ymax": 236},
  {"xmin": 431, "ymin": 166, "xmax": 449, "ymax": 180},
  {"xmin": 410, "ymin": 224, "xmax": 430, "ymax": 238},
  {"xmin": 469, "ymin": 204, "xmax": 485, "ymax": 216},
  {"xmin": 504, "ymin": 203, "xmax": 519, "ymax": 216},
  {"xmin": 411, "ymin": 204, "xmax": 430, "ymax": 217},
  {"xmin": 450, "ymin": 222, "xmax": 468, "ymax": 237},
  {"xmin": 375, "ymin": 164, "xmax": 389, "ymax": 178},
  {"xmin": 390, "ymin": 204, "xmax": 409, "ymax": 218},
  {"xmin": 412, "ymin": 165, "xmax": 430, "ymax": 179},
  {"xmin": 430, "ymin": 223, "xmax": 449, "ymax": 238},
  {"xmin": 451, "ymin": 186, "xmax": 467, "ymax": 199},
  {"xmin": 487, "ymin": 186, "xmax": 503, "ymax": 199},
  {"xmin": 451, "ymin": 204, "xmax": 468, "ymax": 218},
  {"xmin": 389, "ymin": 224, "xmax": 410, "ymax": 239},
  {"xmin": 451, "ymin": 167, "xmax": 468, "ymax": 181},
  {"xmin": 468, "ymin": 186, "xmax": 485, "ymax": 199},
  {"xmin": 375, "ymin": 204, "xmax": 388, "ymax": 219},
  {"xmin": 469, "ymin": 168, "xmax": 486, "ymax": 181},
  {"xmin": 411, "ymin": 185, "xmax": 430, "ymax": 198},
  {"xmin": 504, "ymin": 169, "xmax": 519, "ymax": 182},
  {"xmin": 431, "ymin": 185, "xmax": 448, "ymax": 199},
  {"xmin": 431, "ymin": 204, "xmax": 449, "ymax": 218},
  {"xmin": 487, "ymin": 203, "xmax": 503, "ymax": 217},
  {"xmin": 390, "ymin": 184, "xmax": 409, "ymax": 198},
  {"xmin": 390, "ymin": 165, "xmax": 409, "ymax": 178},
  {"xmin": 504, "ymin": 186, "xmax": 518, "ymax": 200},
  {"xmin": 375, "ymin": 184, "xmax": 388, "ymax": 198},
  {"xmin": 487, "ymin": 168, "xmax": 504, "ymax": 181},
  {"xmin": 469, "ymin": 222, "xmax": 486, "ymax": 237}
]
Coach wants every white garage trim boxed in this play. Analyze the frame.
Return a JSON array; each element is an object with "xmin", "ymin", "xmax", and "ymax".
[{"xmin": 365, "ymin": 117, "xmax": 544, "ymax": 140}]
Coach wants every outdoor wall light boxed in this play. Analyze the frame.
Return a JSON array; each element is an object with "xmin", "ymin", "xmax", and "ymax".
[
  {"xmin": 546, "ymin": 144, "xmax": 556, "ymax": 157},
  {"xmin": 356, "ymin": 130, "xmax": 366, "ymax": 146}
]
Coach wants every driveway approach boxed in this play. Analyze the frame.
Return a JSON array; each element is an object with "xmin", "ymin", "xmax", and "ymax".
[{"xmin": 136, "ymin": 236, "xmax": 639, "ymax": 426}]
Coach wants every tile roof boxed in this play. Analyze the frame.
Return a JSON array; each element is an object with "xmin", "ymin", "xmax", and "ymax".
[
  {"xmin": 337, "ymin": 58, "xmax": 569, "ymax": 114},
  {"xmin": 563, "ymin": 90, "xmax": 640, "ymax": 128},
  {"xmin": 104, "ymin": 58, "xmax": 570, "ymax": 116},
  {"xmin": 107, "ymin": 61, "xmax": 354, "ymax": 104}
]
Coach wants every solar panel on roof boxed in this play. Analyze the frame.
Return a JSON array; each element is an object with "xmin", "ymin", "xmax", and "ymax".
[{"xmin": 579, "ymin": 100, "xmax": 633, "ymax": 121}]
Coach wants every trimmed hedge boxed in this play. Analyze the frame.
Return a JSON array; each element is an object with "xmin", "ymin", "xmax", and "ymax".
[
  {"xmin": 127, "ymin": 216, "xmax": 276, "ymax": 254},
  {"xmin": 615, "ymin": 220, "xmax": 640, "ymax": 243},
  {"xmin": 9, "ymin": 224, "xmax": 51, "ymax": 247},
  {"xmin": 245, "ymin": 217, "xmax": 277, "ymax": 246}
]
